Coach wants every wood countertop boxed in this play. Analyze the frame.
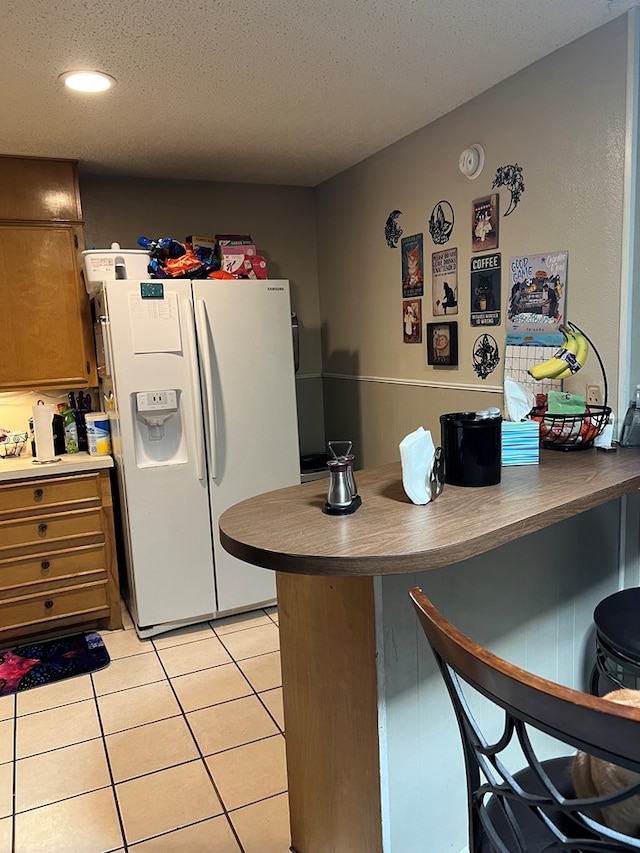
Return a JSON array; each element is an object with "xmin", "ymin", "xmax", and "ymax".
[{"xmin": 219, "ymin": 448, "xmax": 640, "ymax": 576}]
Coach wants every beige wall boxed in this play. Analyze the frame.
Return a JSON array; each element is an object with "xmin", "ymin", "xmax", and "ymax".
[
  {"xmin": 75, "ymin": 14, "xmax": 631, "ymax": 468},
  {"xmin": 79, "ymin": 175, "xmax": 326, "ymax": 454},
  {"xmin": 316, "ymin": 15, "xmax": 628, "ymax": 468}
]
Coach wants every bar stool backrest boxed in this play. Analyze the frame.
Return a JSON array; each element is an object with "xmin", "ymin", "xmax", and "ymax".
[{"xmin": 410, "ymin": 586, "xmax": 640, "ymax": 852}]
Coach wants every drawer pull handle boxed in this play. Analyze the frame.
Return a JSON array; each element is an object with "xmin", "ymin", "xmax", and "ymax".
[
  {"xmin": 41, "ymin": 560, "xmax": 51, "ymax": 571},
  {"xmin": 44, "ymin": 600, "xmax": 53, "ymax": 610},
  {"xmin": 38, "ymin": 523, "xmax": 48, "ymax": 536},
  {"xmin": 34, "ymin": 488, "xmax": 44, "ymax": 501}
]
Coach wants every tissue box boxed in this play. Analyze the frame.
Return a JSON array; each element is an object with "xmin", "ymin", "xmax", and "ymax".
[
  {"xmin": 219, "ymin": 243, "xmax": 257, "ymax": 258},
  {"xmin": 220, "ymin": 254, "xmax": 268, "ymax": 278},
  {"xmin": 501, "ymin": 420, "xmax": 540, "ymax": 466}
]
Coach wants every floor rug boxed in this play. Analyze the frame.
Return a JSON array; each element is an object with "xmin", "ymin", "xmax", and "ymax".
[{"xmin": 0, "ymin": 631, "xmax": 110, "ymax": 697}]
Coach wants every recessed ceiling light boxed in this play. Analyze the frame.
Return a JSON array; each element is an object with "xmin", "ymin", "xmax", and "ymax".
[{"xmin": 58, "ymin": 71, "xmax": 116, "ymax": 92}]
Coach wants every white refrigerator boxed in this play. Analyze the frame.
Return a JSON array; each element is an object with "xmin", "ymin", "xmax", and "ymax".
[{"xmin": 93, "ymin": 278, "xmax": 300, "ymax": 638}]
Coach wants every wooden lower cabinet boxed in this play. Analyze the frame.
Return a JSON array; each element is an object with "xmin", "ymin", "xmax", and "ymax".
[{"xmin": 0, "ymin": 469, "xmax": 122, "ymax": 646}]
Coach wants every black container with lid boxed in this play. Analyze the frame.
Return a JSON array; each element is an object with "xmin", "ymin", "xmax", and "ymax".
[{"xmin": 440, "ymin": 409, "xmax": 502, "ymax": 487}]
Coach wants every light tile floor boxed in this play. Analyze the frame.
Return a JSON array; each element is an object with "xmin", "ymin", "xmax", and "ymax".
[{"xmin": 0, "ymin": 604, "xmax": 291, "ymax": 853}]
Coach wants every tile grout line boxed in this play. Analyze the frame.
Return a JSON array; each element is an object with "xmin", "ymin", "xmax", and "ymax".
[
  {"xmin": 153, "ymin": 638, "xmax": 247, "ymax": 853},
  {"xmin": 214, "ymin": 632, "xmax": 284, "ymax": 735},
  {"xmin": 7, "ymin": 607, "xmax": 282, "ymax": 853},
  {"xmin": 90, "ymin": 669, "xmax": 130, "ymax": 853},
  {"xmin": 11, "ymin": 693, "xmax": 16, "ymax": 853}
]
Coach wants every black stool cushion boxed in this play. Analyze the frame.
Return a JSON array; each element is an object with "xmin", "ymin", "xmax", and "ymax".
[{"xmin": 594, "ymin": 588, "xmax": 640, "ymax": 661}]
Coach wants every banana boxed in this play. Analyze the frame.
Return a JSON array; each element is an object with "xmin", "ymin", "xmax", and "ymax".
[
  {"xmin": 528, "ymin": 326, "xmax": 581, "ymax": 381},
  {"xmin": 555, "ymin": 327, "xmax": 589, "ymax": 380}
]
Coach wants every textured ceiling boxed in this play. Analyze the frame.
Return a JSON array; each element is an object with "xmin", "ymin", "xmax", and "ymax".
[{"xmin": 2, "ymin": 0, "xmax": 638, "ymax": 187}]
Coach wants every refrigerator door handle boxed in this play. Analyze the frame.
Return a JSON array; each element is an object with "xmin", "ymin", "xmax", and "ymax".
[
  {"xmin": 195, "ymin": 298, "xmax": 218, "ymax": 480},
  {"xmin": 183, "ymin": 299, "xmax": 206, "ymax": 482},
  {"xmin": 291, "ymin": 311, "xmax": 299, "ymax": 373},
  {"xmin": 98, "ymin": 315, "xmax": 112, "ymax": 378}
]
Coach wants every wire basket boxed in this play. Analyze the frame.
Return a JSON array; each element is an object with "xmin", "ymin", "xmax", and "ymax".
[
  {"xmin": 0, "ymin": 431, "xmax": 29, "ymax": 458},
  {"xmin": 528, "ymin": 323, "xmax": 611, "ymax": 451}
]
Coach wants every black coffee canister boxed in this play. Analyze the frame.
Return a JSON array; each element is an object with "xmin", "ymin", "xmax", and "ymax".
[{"xmin": 440, "ymin": 411, "xmax": 502, "ymax": 487}]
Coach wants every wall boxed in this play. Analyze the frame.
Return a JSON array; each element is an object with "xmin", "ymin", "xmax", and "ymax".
[
  {"xmin": 0, "ymin": 391, "xmax": 82, "ymax": 459},
  {"xmin": 316, "ymin": 16, "xmax": 629, "ymax": 469},
  {"xmin": 79, "ymin": 175, "xmax": 325, "ymax": 455}
]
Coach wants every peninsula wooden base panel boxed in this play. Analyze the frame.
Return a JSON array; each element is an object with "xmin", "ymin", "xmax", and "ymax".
[{"xmin": 276, "ymin": 572, "xmax": 382, "ymax": 853}]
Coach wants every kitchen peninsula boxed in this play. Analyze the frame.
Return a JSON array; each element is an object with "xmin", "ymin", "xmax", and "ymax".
[{"xmin": 220, "ymin": 450, "xmax": 640, "ymax": 853}]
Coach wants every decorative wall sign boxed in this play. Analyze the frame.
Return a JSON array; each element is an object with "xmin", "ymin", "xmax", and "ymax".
[
  {"xmin": 401, "ymin": 234, "xmax": 424, "ymax": 298},
  {"xmin": 428, "ymin": 201, "xmax": 454, "ymax": 245},
  {"xmin": 432, "ymin": 248, "xmax": 458, "ymax": 316},
  {"xmin": 426, "ymin": 321, "xmax": 458, "ymax": 366},
  {"xmin": 507, "ymin": 251, "xmax": 567, "ymax": 335},
  {"xmin": 403, "ymin": 299, "xmax": 422, "ymax": 343},
  {"xmin": 385, "ymin": 209, "xmax": 403, "ymax": 248},
  {"xmin": 472, "ymin": 333, "xmax": 500, "ymax": 380},
  {"xmin": 492, "ymin": 164, "xmax": 525, "ymax": 216},
  {"xmin": 472, "ymin": 194, "xmax": 499, "ymax": 252},
  {"xmin": 470, "ymin": 253, "xmax": 501, "ymax": 327}
]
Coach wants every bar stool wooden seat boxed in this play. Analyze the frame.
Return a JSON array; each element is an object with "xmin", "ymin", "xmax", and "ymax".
[
  {"xmin": 590, "ymin": 587, "xmax": 640, "ymax": 695},
  {"xmin": 410, "ymin": 586, "xmax": 640, "ymax": 852}
]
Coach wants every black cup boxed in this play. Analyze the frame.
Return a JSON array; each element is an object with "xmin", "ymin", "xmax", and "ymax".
[{"xmin": 440, "ymin": 412, "xmax": 502, "ymax": 487}]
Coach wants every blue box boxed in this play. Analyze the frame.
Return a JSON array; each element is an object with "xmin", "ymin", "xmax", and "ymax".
[{"xmin": 501, "ymin": 420, "xmax": 540, "ymax": 466}]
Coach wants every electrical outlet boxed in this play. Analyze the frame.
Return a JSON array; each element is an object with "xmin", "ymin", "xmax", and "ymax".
[{"xmin": 586, "ymin": 383, "xmax": 603, "ymax": 407}]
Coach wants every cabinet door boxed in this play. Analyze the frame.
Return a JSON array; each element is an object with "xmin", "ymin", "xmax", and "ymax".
[
  {"xmin": 0, "ymin": 156, "xmax": 82, "ymax": 221},
  {"xmin": 0, "ymin": 225, "xmax": 97, "ymax": 389}
]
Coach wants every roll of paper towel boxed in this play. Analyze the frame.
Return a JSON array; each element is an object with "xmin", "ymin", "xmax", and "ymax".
[{"xmin": 32, "ymin": 404, "xmax": 56, "ymax": 462}]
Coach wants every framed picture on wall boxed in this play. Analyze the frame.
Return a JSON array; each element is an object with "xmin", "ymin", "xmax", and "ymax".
[
  {"xmin": 471, "ymin": 194, "xmax": 499, "ymax": 252},
  {"xmin": 402, "ymin": 299, "xmax": 422, "ymax": 343},
  {"xmin": 426, "ymin": 321, "xmax": 458, "ymax": 366}
]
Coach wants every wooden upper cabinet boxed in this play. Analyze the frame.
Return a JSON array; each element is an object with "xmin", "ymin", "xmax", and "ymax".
[
  {"xmin": 0, "ymin": 156, "xmax": 82, "ymax": 222},
  {"xmin": 0, "ymin": 156, "xmax": 96, "ymax": 391},
  {"xmin": 0, "ymin": 224, "xmax": 97, "ymax": 390}
]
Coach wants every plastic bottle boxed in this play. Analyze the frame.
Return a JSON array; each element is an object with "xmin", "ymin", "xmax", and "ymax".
[
  {"xmin": 62, "ymin": 406, "xmax": 80, "ymax": 454},
  {"xmin": 620, "ymin": 385, "xmax": 640, "ymax": 447}
]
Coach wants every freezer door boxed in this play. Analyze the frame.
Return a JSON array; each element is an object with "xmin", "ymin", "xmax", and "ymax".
[
  {"xmin": 102, "ymin": 280, "xmax": 216, "ymax": 632},
  {"xmin": 193, "ymin": 279, "xmax": 300, "ymax": 613}
]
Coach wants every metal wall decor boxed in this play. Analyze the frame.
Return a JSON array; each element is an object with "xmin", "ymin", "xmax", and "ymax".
[
  {"xmin": 432, "ymin": 248, "xmax": 458, "ymax": 316},
  {"xmin": 385, "ymin": 210, "xmax": 403, "ymax": 248},
  {"xmin": 428, "ymin": 201, "xmax": 454, "ymax": 245},
  {"xmin": 470, "ymin": 253, "xmax": 501, "ymax": 327},
  {"xmin": 471, "ymin": 194, "xmax": 499, "ymax": 252},
  {"xmin": 492, "ymin": 164, "xmax": 525, "ymax": 216},
  {"xmin": 472, "ymin": 333, "xmax": 500, "ymax": 379},
  {"xmin": 401, "ymin": 234, "xmax": 425, "ymax": 298}
]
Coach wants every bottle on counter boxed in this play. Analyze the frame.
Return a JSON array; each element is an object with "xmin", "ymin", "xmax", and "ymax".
[
  {"xmin": 620, "ymin": 385, "xmax": 640, "ymax": 447},
  {"xmin": 61, "ymin": 405, "xmax": 80, "ymax": 454}
]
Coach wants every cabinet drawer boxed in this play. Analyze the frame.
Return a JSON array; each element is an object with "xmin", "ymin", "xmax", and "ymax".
[
  {"xmin": 0, "ymin": 474, "xmax": 101, "ymax": 518},
  {"xmin": 0, "ymin": 581, "xmax": 109, "ymax": 635},
  {"xmin": 0, "ymin": 508, "xmax": 104, "ymax": 556},
  {"xmin": 0, "ymin": 544, "xmax": 107, "ymax": 592}
]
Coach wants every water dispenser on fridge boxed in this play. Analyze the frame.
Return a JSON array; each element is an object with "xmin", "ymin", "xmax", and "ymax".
[{"xmin": 132, "ymin": 389, "xmax": 186, "ymax": 467}]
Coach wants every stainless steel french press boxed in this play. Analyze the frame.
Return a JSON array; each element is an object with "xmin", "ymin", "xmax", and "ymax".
[{"xmin": 325, "ymin": 441, "xmax": 360, "ymax": 512}]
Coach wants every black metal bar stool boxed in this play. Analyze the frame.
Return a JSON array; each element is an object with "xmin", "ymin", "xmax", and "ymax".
[{"xmin": 590, "ymin": 587, "xmax": 640, "ymax": 695}]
